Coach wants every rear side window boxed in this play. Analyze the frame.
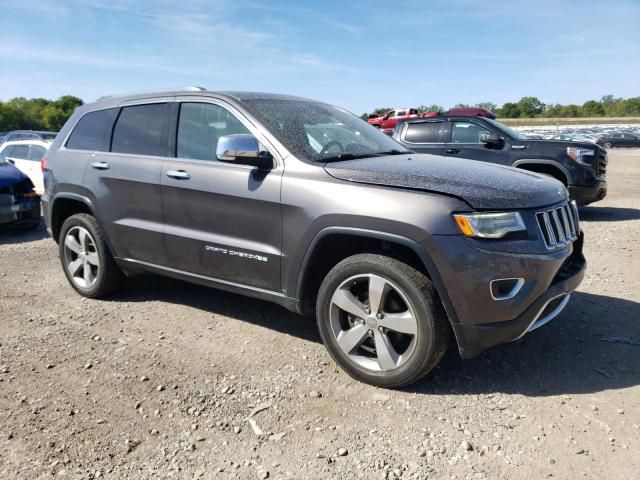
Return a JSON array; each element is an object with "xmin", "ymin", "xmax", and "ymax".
[
  {"xmin": 66, "ymin": 108, "xmax": 117, "ymax": 151},
  {"xmin": 404, "ymin": 122, "xmax": 442, "ymax": 143},
  {"xmin": 2, "ymin": 145, "xmax": 15, "ymax": 157},
  {"xmin": 11, "ymin": 145, "xmax": 30, "ymax": 159},
  {"xmin": 111, "ymin": 103, "xmax": 170, "ymax": 156}
]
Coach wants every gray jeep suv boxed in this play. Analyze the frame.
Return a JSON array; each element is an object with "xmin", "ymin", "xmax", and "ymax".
[{"xmin": 42, "ymin": 87, "xmax": 586, "ymax": 388}]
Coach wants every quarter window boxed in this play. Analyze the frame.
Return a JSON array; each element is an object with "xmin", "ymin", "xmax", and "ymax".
[
  {"xmin": 111, "ymin": 103, "xmax": 170, "ymax": 156},
  {"xmin": 451, "ymin": 122, "xmax": 491, "ymax": 144},
  {"xmin": 404, "ymin": 122, "xmax": 442, "ymax": 143},
  {"xmin": 29, "ymin": 145, "xmax": 47, "ymax": 161},
  {"xmin": 66, "ymin": 108, "xmax": 118, "ymax": 151},
  {"xmin": 177, "ymin": 103, "xmax": 250, "ymax": 161}
]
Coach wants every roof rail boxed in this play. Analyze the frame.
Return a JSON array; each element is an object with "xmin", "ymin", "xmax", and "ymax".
[{"xmin": 96, "ymin": 86, "xmax": 207, "ymax": 102}]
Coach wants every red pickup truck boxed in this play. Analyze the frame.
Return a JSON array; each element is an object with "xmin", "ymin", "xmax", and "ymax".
[
  {"xmin": 368, "ymin": 107, "xmax": 496, "ymax": 133},
  {"xmin": 367, "ymin": 108, "xmax": 429, "ymax": 132}
]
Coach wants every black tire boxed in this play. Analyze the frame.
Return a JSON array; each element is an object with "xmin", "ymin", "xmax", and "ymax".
[
  {"xmin": 58, "ymin": 213, "xmax": 124, "ymax": 298},
  {"xmin": 603, "ymin": 142, "xmax": 612, "ymax": 149},
  {"xmin": 316, "ymin": 254, "xmax": 449, "ymax": 388}
]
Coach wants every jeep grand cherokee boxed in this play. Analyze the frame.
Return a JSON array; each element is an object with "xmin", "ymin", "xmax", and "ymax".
[{"xmin": 42, "ymin": 87, "xmax": 585, "ymax": 388}]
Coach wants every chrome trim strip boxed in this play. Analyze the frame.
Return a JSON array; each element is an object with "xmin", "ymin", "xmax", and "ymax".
[{"xmin": 515, "ymin": 293, "xmax": 571, "ymax": 340}]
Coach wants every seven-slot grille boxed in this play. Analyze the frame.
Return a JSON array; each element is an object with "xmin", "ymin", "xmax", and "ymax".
[{"xmin": 536, "ymin": 202, "xmax": 579, "ymax": 249}]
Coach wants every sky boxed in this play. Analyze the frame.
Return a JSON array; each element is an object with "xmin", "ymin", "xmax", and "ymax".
[{"xmin": 0, "ymin": 0, "xmax": 638, "ymax": 114}]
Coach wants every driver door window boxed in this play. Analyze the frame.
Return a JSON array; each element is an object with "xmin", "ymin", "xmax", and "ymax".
[
  {"xmin": 451, "ymin": 122, "xmax": 491, "ymax": 144},
  {"xmin": 177, "ymin": 103, "xmax": 250, "ymax": 161}
]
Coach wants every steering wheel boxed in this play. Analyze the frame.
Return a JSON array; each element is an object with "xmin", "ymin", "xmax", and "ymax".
[{"xmin": 319, "ymin": 140, "xmax": 344, "ymax": 156}]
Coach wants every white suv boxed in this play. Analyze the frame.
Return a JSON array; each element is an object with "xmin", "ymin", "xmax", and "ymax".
[{"xmin": 0, "ymin": 139, "xmax": 51, "ymax": 194}]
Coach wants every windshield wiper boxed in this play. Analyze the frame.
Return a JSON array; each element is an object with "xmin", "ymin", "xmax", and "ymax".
[{"xmin": 371, "ymin": 149, "xmax": 408, "ymax": 156}]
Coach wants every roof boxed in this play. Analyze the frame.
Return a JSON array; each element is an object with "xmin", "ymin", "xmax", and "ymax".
[{"xmin": 93, "ymin": 87, "xmax": 317, "ymax": 106}]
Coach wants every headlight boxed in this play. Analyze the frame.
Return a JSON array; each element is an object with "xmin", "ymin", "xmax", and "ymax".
[
  {"xmin": 453, "ymin": 212, "xmax": 526, "ymax": 239},
  {"xmin": 566, "ymin": 147, "xmax": 594, "ymax": 162}
]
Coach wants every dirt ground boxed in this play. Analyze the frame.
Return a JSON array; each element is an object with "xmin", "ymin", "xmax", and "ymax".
[{"xmin": 1, "ymin": 150, "xmax": 639, "ymax": 480}]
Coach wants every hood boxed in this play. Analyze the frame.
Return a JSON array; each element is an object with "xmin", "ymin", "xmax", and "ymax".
[
  {"xmin": 324, "ymin": 153, "xmax": 568, "ymax": 210},
  {"xmin": 519, "ymin": 139, "xmax": 604, "ymax": 151},
  {"xmin": 0, "ymin": 161, "xmax": 30, "ymax": 189}
]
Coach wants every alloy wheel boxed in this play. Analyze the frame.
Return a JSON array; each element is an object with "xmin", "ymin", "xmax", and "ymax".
[
  {"xmin": 329, "ymin": 274, "xmax": 418, "ymax": 372},
  {"xmin": 63, "ymin": 226, "xmax": 100, "ymax": 289}
]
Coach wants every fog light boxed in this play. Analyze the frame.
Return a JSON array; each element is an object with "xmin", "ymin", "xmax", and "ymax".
[{"xmin": 490, "ymin": 278, "xmax": 524, "ymax": 300}]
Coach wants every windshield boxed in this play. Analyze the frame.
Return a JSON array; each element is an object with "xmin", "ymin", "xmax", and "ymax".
[
  {"xmin": 483, "ymin": 118, "xmax": 528, "ymax": 140},
  {"xmin": 241, "ymin": 99, "xmax": 409, "ymax": 162}
]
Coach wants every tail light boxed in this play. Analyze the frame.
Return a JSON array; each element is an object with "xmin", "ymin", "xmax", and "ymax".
[{"xmin": 41, "ymin": 155, "xmax": 48, "ymax": 173}]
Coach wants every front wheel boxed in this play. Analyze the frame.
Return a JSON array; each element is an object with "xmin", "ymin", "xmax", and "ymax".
[
  {"xmin": 316, "ymin": 254, "xmax": 449, "ymax": 388},
  {"xmin": 59, "ymin": 213, "xmax": 124, "ymax": 298},
  {"xmin": 603, "ymin": 142, "xmax": 612, "ymax": 149}
]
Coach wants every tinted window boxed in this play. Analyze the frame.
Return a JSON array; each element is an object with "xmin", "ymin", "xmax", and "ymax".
[
  {"xmin": 2, "ymin": 145, "xmax": 15, "ymax": 157},
  {"xmin": 451, "ymin": 122, "xmax": 491, "ymax": 143},
  {"xmin": 404, "ymin": 122, "xmax": 442, "ymax": 143},
  {"xmin": 111, "ymin": 103, "xmax": 170, "ymax": 156},
  {"xmin": 12, "ymin": 145, "xmax": 30, "ymax": 159},
  {"xmin": 30, "ymin": 145, "xmax": 47, "ymax": 161},
  {"xmin": 177, "ymin": 103, "xmax": 250, "ymax": 161},
  {"xmin": 66, "ymin": 108, "xmax": 117, "ymax": 151},
  {"xmin": 396, "ymin": 111, "xmax": 406, "ymax": 117}
]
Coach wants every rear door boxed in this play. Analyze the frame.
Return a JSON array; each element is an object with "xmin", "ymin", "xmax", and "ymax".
[
  {"xmin": 160, "ymin": 97, "xmax": 283, "ymax": 291},
  {"xmin": 81, "ymin": 99, "xmax": 172, "ymax": 265},
  {"xmin": 444, "ymin": 120, "xmax": 508, "ymax": 165},
  {"xmin": 397, "ymin": 120, "xmax": 446, "ymax": 156}
]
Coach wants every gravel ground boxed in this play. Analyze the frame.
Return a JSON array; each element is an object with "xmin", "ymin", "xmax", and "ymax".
[{"xmin": 1, "ymin": 149, "xmax": 639, "ymax": 480}]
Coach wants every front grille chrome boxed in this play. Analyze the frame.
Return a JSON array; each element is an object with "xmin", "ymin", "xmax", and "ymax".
[{"xmin": 536, "ymin": 201, "xmax": 579, "ymax": 249}]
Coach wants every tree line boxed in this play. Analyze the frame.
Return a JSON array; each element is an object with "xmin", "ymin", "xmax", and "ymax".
[
  {"xmin": 1, "ymin": 94, "xmax": 639, "ymax": 133},
  {"xmin": 362, "ymin": 95, "xmax": 640, "ymax": 119},
  {"xmin": 0, "ymin": 96, "xmax": 84, "ymax": 132}
]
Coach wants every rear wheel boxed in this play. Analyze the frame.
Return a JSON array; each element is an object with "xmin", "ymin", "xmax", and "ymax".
[
  {"xmin": 59, "ymin": 213, "xmax": 124, "ymax": 298},
  {"xmin": 316, "ymin": 254, "xmax": 449, "ymax": 388}
]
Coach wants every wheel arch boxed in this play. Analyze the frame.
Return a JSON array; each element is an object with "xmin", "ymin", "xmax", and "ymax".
[
  {"xmin": 294, "ymin": 227, "xmax": 460, "ymax": 328},
  {"xmin": 512, "ymin": 159, "xmax": 570, "ymax": 185}
]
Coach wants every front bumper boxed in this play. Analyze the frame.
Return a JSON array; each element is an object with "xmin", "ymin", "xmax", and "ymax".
[
  {"xmin": 425, "ymin": 231, "xmax": 586, "ymax": 359},
  {"xmin": 569, "ymin": 180, "xmax": 607, "ymax": 205}
]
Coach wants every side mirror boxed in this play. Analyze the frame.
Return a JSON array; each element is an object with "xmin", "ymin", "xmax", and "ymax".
[
  {"xmin": 383, "ymin": 114, "xmax": 390, "ymax": 120},
  {"xmin": 216, "ymin": 134, "xmax": 273, "ymax": 170},
  {"xmin": 480, "ymin": 133, "xmax": 504, "ymax": 149}
]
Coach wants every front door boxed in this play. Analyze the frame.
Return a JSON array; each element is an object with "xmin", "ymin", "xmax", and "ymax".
[
  {"xmin": 444, "ymin": 120, "xmax": 508, "ymax": 165},
  {"xmin": 161, "ymin": 99, "xmax": 283, "ymax": 291}
]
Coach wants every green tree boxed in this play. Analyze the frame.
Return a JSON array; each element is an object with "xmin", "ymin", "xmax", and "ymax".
[
  {"xmin": 582, "ymin": 100, "xmax": 605, "ymax": 117},
  {"xmin": 499, "ymin": 102, "xmax": 522, "ymax": 118},
  {"xmin": 517, "ymin": 96, "xmax": 545, "ymax": 117},
  {"xmin": 417, "ymin": 104, "xmax": 444, "ymax": 114},
  {"xmin": 476, "ymin": 102, "xmax": 497, "ymax": 113}
]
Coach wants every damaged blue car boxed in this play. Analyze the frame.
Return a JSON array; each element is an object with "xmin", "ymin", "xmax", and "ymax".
[{"xmin": 0, "ymin": 152, "xmax": 41, "ymax": 229}]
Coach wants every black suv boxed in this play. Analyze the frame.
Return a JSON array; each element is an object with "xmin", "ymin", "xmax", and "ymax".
[
  {"xmin": 392, "ymin": 115, "xmax": 607, "ymax": 205},
  {"xmin": 42, "ymin": 88, "xmax": 585, "ymax": 388}
]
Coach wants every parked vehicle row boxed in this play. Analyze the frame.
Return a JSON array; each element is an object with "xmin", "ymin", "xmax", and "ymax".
[
  {"xmin": 42, "ymin": 88, "xmax": 585, "ymax": 388},
  {"xmin": 392, "ymin": 114, "xmax": 608, "ymax": 205},
  {"xmin": 0, "ymin": 130, "xmax": 57, "ymax": 146},
  {"xmin": 517, "ymin": 125, "xmax": 640, "ymax": 148},
  {"xmin": 367, "ymin": 107, "xmax": 495, "ymax": 133}
]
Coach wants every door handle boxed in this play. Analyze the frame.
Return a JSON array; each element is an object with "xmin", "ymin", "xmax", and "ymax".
[
  {"xmin": 446, "ymin": 148, "xmax": 460, "ymax": 154},
  {"xmin": 90, "ymin": 161, "xmax": 110, "ymax": 170},
  {"xmin": 166, "ymin": 170, "xmax": 191, "ymax": 180}
]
